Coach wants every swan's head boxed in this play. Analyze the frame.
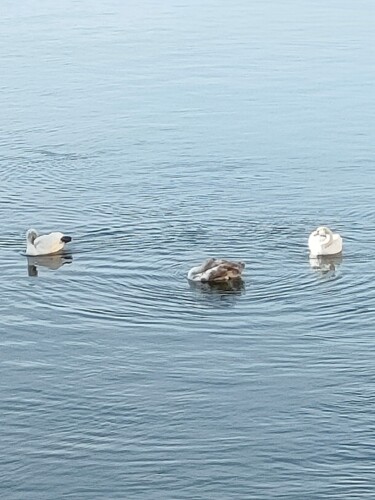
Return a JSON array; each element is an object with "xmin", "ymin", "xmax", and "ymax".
[
  {"xmin": 310, "ymin": 226, "xmax": 335, "ymax": 250},
  {"xmin": 26, "ymin": 229, "xmax": 38, "ymax": 245},
  {"xmin": 49, "ymin": 232, "xmax": 72, "ymax": 244},
  {"xmin": 237, "ymin": 262, "xmax": 245, "ymax": 271},
  {"xmin": 314, "ymin": 226, "xmax": 333, "ymax": 238}
]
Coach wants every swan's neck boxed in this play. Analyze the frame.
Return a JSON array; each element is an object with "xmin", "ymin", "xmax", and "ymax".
[
  {"xmin": 188, "ymin": 259, "xmax": 216, "ymax": 280},
  {"xmin": 316, "ymin": 227, "xmax": 333, "ymax": 248},
  {"xmin": 188, "ymin": 265, "xmax": 202, "ymax": 280},
  {"xmin": 26, "ymin": 230, "xmax": 38, "ymax": 255},
  {"xmin": 27, "ymin": 229, "xmax": 38, "ymax": 245}
]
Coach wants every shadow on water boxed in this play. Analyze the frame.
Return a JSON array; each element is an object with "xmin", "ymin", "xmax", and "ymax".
[
  {"xmin": 309, "ymin": 254, "xmax": 343, "ymax": 279},
  {"xmin": 27, "ymin": 253, "xmax": 73, "ymax": 277},
  {"xmin": 188, "ymin": 278, "xmax": 245, "ymax": 307}
]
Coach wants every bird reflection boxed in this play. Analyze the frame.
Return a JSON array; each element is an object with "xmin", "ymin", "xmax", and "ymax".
[
  {"xmin": 188, "ymin": 278, "xmax": 245, "ymax": 307},
  {"xmin": 309, "ymin": 254, "xmax": 343, "ymax": 278},
  {"xmin": 27, "ymin": 253, "xmax": 73, "ymax": 276}
]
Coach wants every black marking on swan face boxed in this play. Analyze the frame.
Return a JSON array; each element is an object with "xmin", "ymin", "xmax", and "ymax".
[{"xmin": 61, "ymin": 236, "xmax": 72, "ymax": 243}]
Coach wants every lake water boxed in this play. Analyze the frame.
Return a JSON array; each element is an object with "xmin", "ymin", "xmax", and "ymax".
[{"xmin": 1, "ymin": 0, "xmax": 375, "ymax": 498}]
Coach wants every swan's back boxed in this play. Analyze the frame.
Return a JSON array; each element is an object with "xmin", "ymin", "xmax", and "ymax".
[
  {"xmin": 34, "ymin": 232, "xmax": 65, "ymax": 255},
  {"xmin": 188, "ymin": 258, "xmax": 245, "ymax": 282}
]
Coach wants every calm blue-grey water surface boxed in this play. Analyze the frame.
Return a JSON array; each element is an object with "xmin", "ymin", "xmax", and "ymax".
[{"xmin": 1, "ymin": 0, "xmax": 375, "ymax": 498}]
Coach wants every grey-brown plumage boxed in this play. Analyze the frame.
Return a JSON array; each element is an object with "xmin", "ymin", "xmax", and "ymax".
[{"xmin": 188, "ymin": 258, "xmax": 245, "ymax": 282}]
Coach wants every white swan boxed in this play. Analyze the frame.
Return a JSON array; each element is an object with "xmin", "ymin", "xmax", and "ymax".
[
  {"xmin": 188, "ymin": 258, "xmax": 245, "ymax": 283},
  {"xmin": 308, "ymin": 226, "xmax": 342, "ymax": 257},
  {"xmin": 25, "ymin": 229, "xmax": 72, "ymax": 256}
]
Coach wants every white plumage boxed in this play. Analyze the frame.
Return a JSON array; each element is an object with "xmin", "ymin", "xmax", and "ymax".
[
  {"xmin": 308, "ymin": 226, "xmax": 342, "ymax": 257},
  {"xmin": 25, "ymin": 229, "xmax": 72, "ymax": 256}
]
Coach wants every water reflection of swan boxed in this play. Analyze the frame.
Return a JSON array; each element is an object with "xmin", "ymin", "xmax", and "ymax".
[
  {"xmin": 308, "ymin": 226, "xmax": 342, "ymax": 257},
  {"xmin": 188, "ymin": 278, "xmax": 245, "ymax": 307},
  {"xmin": 27, "ymin": 253, "xmax": 73, "ymax": 276},
  {"xmin": 309, "ymin": 254, "xmax": 343, "ymax": 277}
]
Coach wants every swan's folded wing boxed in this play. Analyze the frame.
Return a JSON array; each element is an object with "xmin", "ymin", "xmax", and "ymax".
[
  {"xmin": 34, "ymin": 233, "xmax": 64, "ymax": 255},
  {"xmin": 207, "ymin": 261, "xmax": 244, "ymax": 281}
]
